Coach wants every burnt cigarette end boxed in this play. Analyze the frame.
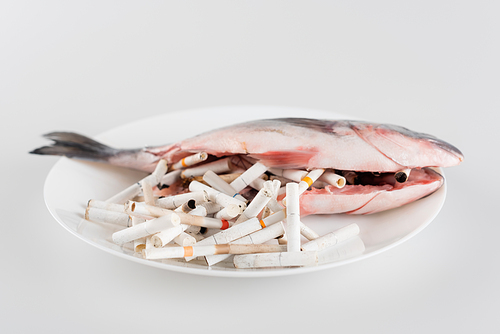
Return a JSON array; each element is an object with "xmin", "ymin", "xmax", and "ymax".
[
  {"xmin": 395, "ymin": 170, "xmax": 409, "ymax": 183},
  {"xmin": 186, "ymin": 199, "xmax": 196, "ymax": 210},
  {"xmin": 157, "ymin": 183, "xmax": 170, "ymax": 190},
  {"xmin": 199, "ymin": 227, "xmax": 207, "ymax": 234}
]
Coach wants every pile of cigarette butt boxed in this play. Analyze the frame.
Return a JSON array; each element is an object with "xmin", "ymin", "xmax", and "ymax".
[{"xmin": 84, "ymin": 153, "xmax": 362, "ymax": 269}]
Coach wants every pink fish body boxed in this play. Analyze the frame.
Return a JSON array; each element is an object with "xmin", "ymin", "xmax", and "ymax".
[
  {"xmin": 144, "ymin": 119, "xmax": 462, "ymax": 172},
  {"xmin": 32, "ymin": 118, "xmax": 463, "ymax": 215}
]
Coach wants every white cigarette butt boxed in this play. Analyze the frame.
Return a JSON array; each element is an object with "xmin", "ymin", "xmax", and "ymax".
[
  {"xmin": 233, "ymin": 251, "xmax": 318, "ymax": 269},
  {"xmin": 171, "ymin": 152, "xmax": 208, "ymax": 170},
  {"xmin": 85, "ymin": 207, "xmax": 132, "ymax": 227},
  {"xmin": 112, "ymin": 213, "xmax": 180, "ymax": 245},
  {"xmin": 285, "ymin": 183, "xmax": 301, "ymax": 252},
  {"xmin": 230, "ymin": 162, "xmax": 268, "ymax": 192},
  {"xmin": 301, "ymin": 223, "xmax": 360, "ymax": 252}
]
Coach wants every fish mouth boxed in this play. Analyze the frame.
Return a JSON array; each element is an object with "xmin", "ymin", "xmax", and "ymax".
[
  {"xmin": 332, "ymin": 167, "xmax": 443, "ymax": 188},
  {"xmin": 297, "ymin": 167, "xmax": 444, "ymax": 215}
]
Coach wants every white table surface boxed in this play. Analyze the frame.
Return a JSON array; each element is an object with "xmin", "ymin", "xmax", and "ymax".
[{"xmin": 1, "ymin": 1, "xmax": 498, "ymax": 333}]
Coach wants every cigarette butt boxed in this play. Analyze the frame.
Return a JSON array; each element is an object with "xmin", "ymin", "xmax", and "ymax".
[
  {"xmin": 175, "ymin": 212, "xmax": 231, "ymax": 229},
  {"xmin": 156, "ymin": 191, "xmax": 209, "ymax": 210},
  {"xmin": 230, "ymin": 162, "xmax": 268, "ymax": 192},
  {"xmin": 282, "ymin": 169, "xmax": 325, "ymax": 205},
  {"xmin": 189, "ymin": 181, "xmax": 247, "ymax": 210},
  {"xmin": 342, "ymin": 171, "xmax": 357, "ymax": 185},
  {"xmin": 202, "ymin": 170, "xmax": 247, "ymax": 202},
  {"xmin": 174, "ymin": 231, "xmax": 197, "ymax": 247},
  {"xmin": 151, "ymin": 225, "xmax": 186, "ymax": 248},
  {"xmin": 171, "ymin": 152, "xmax": 208, "ymax": 170},
  {"xmin": 85, "ymin": 207, "xmax": 132, "ymax": 227},
  {"xmin": 125, "ymin": 201, "xmax": 176, "ymax": 219},
  {"xmin": 317, "ymin": 236, "xmax": 366, "ymax": 264},
  {"xmin": 285, "ymin": 183, "xmax": 301, "ymax": 252},
  {"xmin": 233, "ymin": 251, "xmax": 318, "ymax": 269},
  {"xmin": 174, "ymin": 199, "xmax": 197, "ymax": 213},
  {"xmin": 112, "ymin": 213, "xmax": 180, "ymax": 245},
  {"xmin": 140, "ymin": 178, "xmax": 155, "ymax": 206},
  {"xmin": 106, "ymin": 169, "xmax": 162, "ymax": 204},
  {"xmin": 301, "ymin": 223, "xmax": 360, "ymax": 252},
  {"xmin": 299, "ymin": 221, "xmax": 320, "ymax": 240},
  {"xmin": 105, "ymin": 182, "xmax": 143, "ymax": 204},
  {"xmin": 268, "ymin": 168, "xmax": 308, "ymax": 183},
  {"xmin": 143, "ymin": 244, "xmax": 287, "ymax": 260},
  {"xmin": 214, "ymin": 204, "xmax": 242, "ymax": 220},
  {"xmin": 197, "ymin": 202, "xmax": 224, "ymax": 215},
  {"xmin": 277, "ymin": 231, "xmax": 287, "ymax": 245},
  {"xmin": 158, "ymin": 170, "xmax": 182, "ymax": 189},
  {"xmin": 151, "ymin": 159, "xmax": 169, "ymax": 183},
  {"xmin": 87, "ymin": 199, "xmax": 125, "ymax": 213},
  {"xmin": 187, "ymin": 206, "xmax": 208, "ymax": 217},
  {"xmin": 319, "ymin": 171, "xmax": 346, "ymax": 188},
  {"xmin": 395, "ymin": 169, "xmax": 412, "ymax": 183},
  {"xmin": 234, "ymin": 182, "xmax": 273, "ymax": 224},
  {"xmin": 181, "ymin": 157, "xmax": 232, "ymax": 179}
]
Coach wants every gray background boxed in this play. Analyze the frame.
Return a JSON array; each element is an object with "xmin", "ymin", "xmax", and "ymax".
[{"xmin": 1, "ymin": 1, "xmax": 498, "ymax": 333}]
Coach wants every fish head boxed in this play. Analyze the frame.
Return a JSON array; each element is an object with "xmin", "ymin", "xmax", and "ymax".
[{"xmin": 350, "ymin": 121, "xmax": 464, "ymax": 169}]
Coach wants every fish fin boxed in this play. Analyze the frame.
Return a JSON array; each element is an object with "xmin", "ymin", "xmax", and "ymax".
[
  {"xmin": 30, "ymin": 132, "xmax": 119, "ymax": 162},
  {"xmin": 248, "ymin": 150, "xmax": 316, "ymax": 168}
]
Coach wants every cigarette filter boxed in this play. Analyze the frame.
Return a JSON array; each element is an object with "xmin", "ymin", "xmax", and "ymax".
[
  {"xmin": 214, "ymin": 204, "xmax": 242, "ymax": 220},
  {"xmin": 319, "ymin": 171, "xmax": 346, "ymax": 188},
  {"xmin": 174, "ymin": 231, "xmax": 197, "ymax": 247},
  {"xmin": 151, "ymin": 225, "xmax": 186, "ymax": 248},
  {"xmin": 233, "ymin": 251, "xmax": 318, "ymax": 269},
  {"xmin": 171, "ymin": 152, "xmax": 208, "ymax": 170}
]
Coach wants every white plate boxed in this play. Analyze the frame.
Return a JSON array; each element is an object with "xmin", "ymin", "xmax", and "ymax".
[{"xmin": 43, "ymin": 106, "xmax": 446, "ymax": 277}]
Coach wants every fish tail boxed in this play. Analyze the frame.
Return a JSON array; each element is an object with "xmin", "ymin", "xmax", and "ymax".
[
  {"xmin": 30, "ymin": 132, "xmax": 160, "ymax": 172},
  {"xmin": 30, "ymin": 132, "xmax": 119, "ymax": 161}
]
